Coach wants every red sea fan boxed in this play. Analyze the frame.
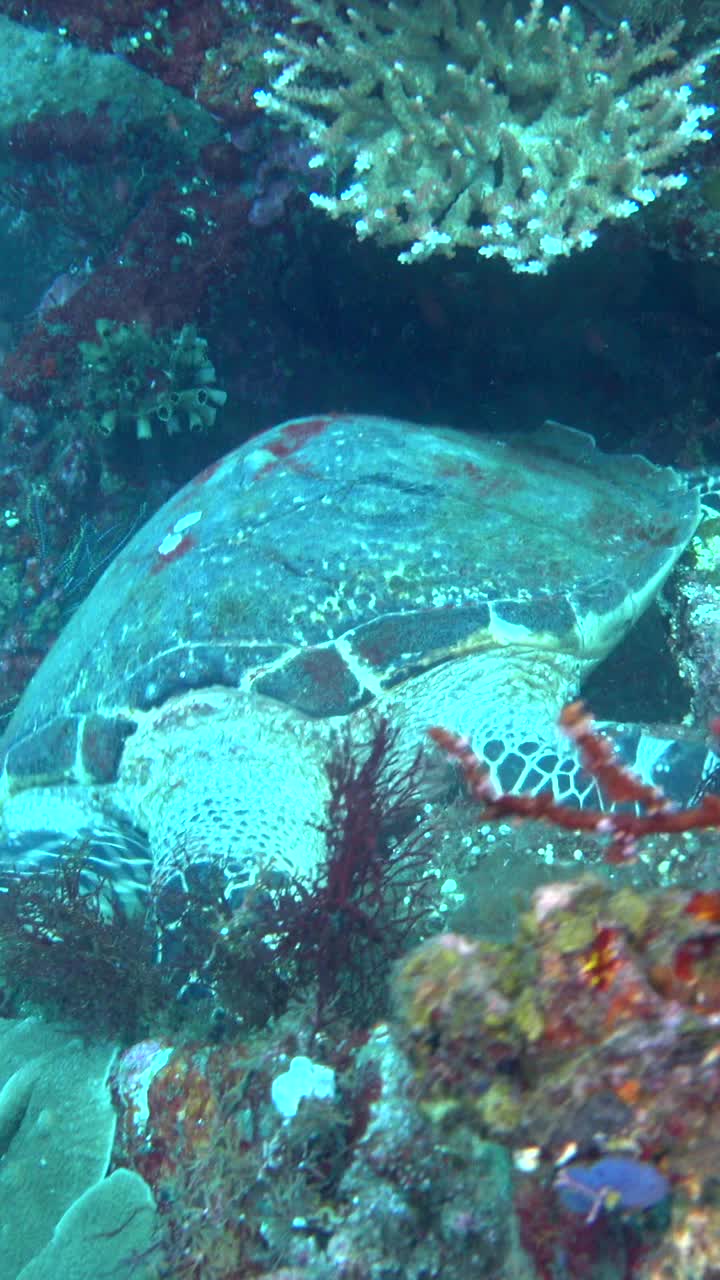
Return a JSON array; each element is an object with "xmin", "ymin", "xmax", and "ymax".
[{"xmin": 429, "ymin": 700, "xmax": 720, "ymax": 863}]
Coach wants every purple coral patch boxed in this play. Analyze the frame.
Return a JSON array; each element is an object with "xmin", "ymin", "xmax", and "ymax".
[{"xmin": 556, "ymin": 1156, "xmax": 670, "ymax": 1221}]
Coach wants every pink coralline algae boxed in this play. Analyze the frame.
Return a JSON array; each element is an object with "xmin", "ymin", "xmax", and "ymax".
[
  {"xmin": 0, "ymin": 181, "xmax": 250, "ymax": 409},
  {"xmin": 2, "ymin": 0, "xmax": 232, "ymax": 98}
]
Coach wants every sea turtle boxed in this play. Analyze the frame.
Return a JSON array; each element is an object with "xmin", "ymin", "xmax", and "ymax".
[{"xmin": 0, "ymin": 413, "xmax": 710, "ymax": 911}]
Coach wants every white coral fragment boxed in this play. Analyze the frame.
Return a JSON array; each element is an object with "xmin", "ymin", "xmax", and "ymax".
[{"xmin": 256, "ymin": 0, "xmax": 718, "ymax": 274}]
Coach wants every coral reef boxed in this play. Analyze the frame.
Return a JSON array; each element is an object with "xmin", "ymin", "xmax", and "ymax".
[
  {"xmin": 111, "ymin": 1022, "xmax": 532, "ymax": 1279},
  {"xmin": 5, "ymin": 708, "xmax": 720, "ymax": 1276},
  {"xmin": 256, "ymin": 0, "xmax": 718, "ymax": 272},
  {"xmin": 24, "ymin": 857, "xmax": 720, "ymax": 1279},
  {"xmin": 2, "ymin": 4, "xmax": 720, "ymax": 1278},
  {"xmin": 393, "ymin": 875, "xmax": 720, "ymax": 1277}
]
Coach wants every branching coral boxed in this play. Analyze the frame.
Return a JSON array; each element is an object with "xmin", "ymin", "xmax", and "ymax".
[{"xmin": 256, "ymin": 0, "xmax": 718, "ymax": 273}]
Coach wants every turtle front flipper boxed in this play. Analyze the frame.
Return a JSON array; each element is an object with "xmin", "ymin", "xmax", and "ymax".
[
  {"xmin": 0, "ymin": 785, "xmax": 151, "ymax": 910},
  {"xmin": 115, "ymin": 686, "xmax": 331, "ymax": 924}
]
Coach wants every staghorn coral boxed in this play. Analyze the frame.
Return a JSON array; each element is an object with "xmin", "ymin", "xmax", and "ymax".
[
  {"xmin": 78, "ymin": 319, "xmax": 227, "ymax": 439},
  {"xmin": 256, "ymin": 0, "xmax": 718, "ymax": 273}
]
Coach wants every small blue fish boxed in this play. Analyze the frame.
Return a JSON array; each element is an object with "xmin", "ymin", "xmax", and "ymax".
[{"xmin": 555, "ymin": 1156, "xmax": 670, "ymax": 1224}]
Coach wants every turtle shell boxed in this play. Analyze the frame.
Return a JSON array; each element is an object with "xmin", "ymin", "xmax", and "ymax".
[{"xmin": 0, "ymin": 413, "xmax": 700, "ymax": 792}]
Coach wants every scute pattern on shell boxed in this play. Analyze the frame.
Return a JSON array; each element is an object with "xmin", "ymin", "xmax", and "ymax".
[{"xmin": 0, "ymin": 414, "xmax": 700, "ymax": 794}]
